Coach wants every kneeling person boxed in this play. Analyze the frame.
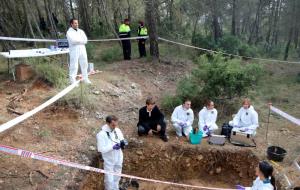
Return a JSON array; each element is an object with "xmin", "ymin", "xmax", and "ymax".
[
  {"xmin": 198, "ymin": 100, "xmax": 218, "ymax": 137},
  {"xmin": 171, "ymin": 99, "xmax": 194, "ymax": 138},
  {"xmin": 229, "ymin": 98, "xmax": 259, "ymax": 135},
  {"xmin": 137, "ymin": 97, "xmax": 168, "ymax": 142},
  {"xmin": 97, "ymin": 115, "xmax": 125, "ymax": 190}
]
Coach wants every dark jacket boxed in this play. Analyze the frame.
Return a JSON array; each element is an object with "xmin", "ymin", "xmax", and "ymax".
[{"xmin": 137, "ymin": 105, "xmax": 164, "ymax": 126}]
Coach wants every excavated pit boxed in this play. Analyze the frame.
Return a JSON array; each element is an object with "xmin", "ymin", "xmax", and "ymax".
[{"xmin": 79, "ymin": 142, "xmax": 260, "ymax": 190}]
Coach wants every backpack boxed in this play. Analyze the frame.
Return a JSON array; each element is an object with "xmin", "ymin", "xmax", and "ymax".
[{"xmin": 221, "ymin": 123, "xmax": 233, "ymax": 139}]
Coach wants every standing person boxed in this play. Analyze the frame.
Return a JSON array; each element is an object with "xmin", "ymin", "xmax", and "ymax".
[
  {"xmin": 229, "ymin": 98, "xmax": 259, "ymax": 134},
  {"xmin": 66, "ymin": 18, "xmax": 91, "ymax": 84},
  {"xmin": 137, "ymin": 97, "xmax": 168, "ymax": 142},
  {"xmin": 171, "ymin": 99, "xmax": 194, "ymax": 139},
  {"xmin": 137, "ymin": 21, "xmax": 148, "ymax": 57},
  {"xmin": 198, "ymin": 100, "xmax": 218, "ymax": 137},
  {"xmin": 97, "ymin": 115, "xmax": 125, "ymax": 190},
  {"xmin": 237, "ymin": 161, "xmax": 276, "ymax": 190},
  {"xmin": 119, "ymin": 19, "xmax": 131, "ymax": 60}
]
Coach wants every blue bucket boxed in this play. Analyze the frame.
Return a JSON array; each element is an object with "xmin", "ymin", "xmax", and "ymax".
[{"xmin": 189, "ymin": 130, "xmax": 203, "ymax": 144}]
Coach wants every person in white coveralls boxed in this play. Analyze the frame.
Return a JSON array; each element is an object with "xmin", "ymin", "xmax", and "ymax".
[
  {"xmin": 236, "ymin": 161, "xmax": 276, "ymax": 190},
  {"xmin": 198, "ymin": 100, "xmax": 218, "ymax": 137},
  {"xmin": 97, "ymin": 115, "xmax": 125, "ymax": 190},
  {"xmin": 66, "ymin": 18, "xmax": 91, "ymax": 84},
  {"xmin": 171, "ymin": 99, "xmax": 194, "ymax": 139},
  {"xmin": 229, "ymin": 98, "xmax": 259, "ymax": 135}
]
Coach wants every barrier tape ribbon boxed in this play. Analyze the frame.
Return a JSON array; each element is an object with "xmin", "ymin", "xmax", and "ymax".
[
  {"xmin": 0, "ymin": 36, "xmax": 148, "ymax": 43},
  {"xmin": 270, "ymin": 105, "xmax": 300, "ymax": 126},
  {"xmin": 0, "ymin": 144, "xmax": 236, "ymax": 190},
  {"xmin": 1, "ymin": 35, "xmax": 299, "ymax": 64}
]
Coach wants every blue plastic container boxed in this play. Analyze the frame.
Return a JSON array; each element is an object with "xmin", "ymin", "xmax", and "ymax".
[{"xmin": 189, "ymin": 130, "xmax": 203, "ymax": 144}]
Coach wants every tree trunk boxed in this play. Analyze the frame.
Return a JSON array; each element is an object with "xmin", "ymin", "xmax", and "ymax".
[
  {"xmin": 29, "ymin": 4, "xmax": 45, "ymax": 39},
  {"xmin": 126, "ymin": 0, "xmax": 131, "ymax": 21},
  {"xmin": 97, "ymin": 0, "xmax": 120, "ymax": 43},
  {"xmin": 265, "ymin": 0, "xmax": 275, "ymax": 51},
  {"xmin": 23, "ymin": 0, "xmax": 36, "ymax": 41},
  {"xmin": 78, "ymin": 0, "xmax": 91, "ymax": 36},
  {"xmin": 145, "ymin": 0, "xmax": 159, "ymax": 60},
  {"xmin": 272, "ymin": 0, "xmax": 282, "ymax": 46},
  {"xmin": 211, "ymin": 0, "xmax": 222, "ymax": 43},
  {"xmin": 248, "ymin": 0, "xmax": 263, "ymax": 45},
  {"xmin": 294, "ymin": 28, "xmax": 299, "ymax": 49},
  {"xmin": 69, "ymin": 0, "xmax": 75, "ymax": 18},
  {"xmin": 62, "ymin": 0, "xmax": 71, "ymax": 27},
  {"xmin": 284, "ymin": 0, "xmax": 296, "ymax": 60},
  {"xmin": 112, "ymin": 0, "xmax": 120, "ymax": 31},
  {"xmin": 231, "ymin": 0, "xmax": 236, "ymax": 36},
  {"xmin": 44, "ymin": 0, "xmax": 58, "ymax": 38},
  {"xmin": 168, "ymin": 0, "xmax": 174, "ymax": 31},
  {"xmin": 191, "ymin": 13, "xmax": 200, "ymax": 42}
]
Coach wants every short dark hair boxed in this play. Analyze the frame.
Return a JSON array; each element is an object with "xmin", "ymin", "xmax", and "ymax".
[
  {"xmin": 205, "ymin": 99, "xmax": 213, "ymax": 107},
  {"xmin": 146, "ymin": 97, "xmax": 155, "ymax": 105},
  {"xmin": 106, "ymin": 115, "xmax": 118, "ymax": 124},
  {"xmin": 69, "ymin": 18, "xmax": 77, "ymax": 25},
  {"xmin": 183, "ymin": 98, "xmax": 191, "ymax": 104}
]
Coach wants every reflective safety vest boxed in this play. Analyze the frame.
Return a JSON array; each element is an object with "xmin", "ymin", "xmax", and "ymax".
[
  {"xmin": 138, "ymin": 27, "xmax": 148, "ymax": 36},
  {"xmin": 119, "ymin": 24, "xmax": 131, "ymax": 37}
]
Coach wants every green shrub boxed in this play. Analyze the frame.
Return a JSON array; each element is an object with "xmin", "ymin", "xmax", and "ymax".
[
  {"xmin": 238, "ymin": 43, "xmax": 259, "ymax": 57},
  {"xmin": 86, "ymin": 43, "xmax": 96, "ymax": 61},
  {"xmin": 101, "ymin": 45, "xmax": 123, "ymax": 62},
  {"xmin": 191, "ymin": 34, "xmax": 217, "ymax": 50},
  {"xmin": 166, "ymin": 54, "xmax": 263, "ymax": 105},
  {"xmin": 161, "ymin": 95, "xmax": 182, "ymax": 112},
  {"xmin": 191, "ymin": 34, "xmax": 258, "ymax": 58},
  {"xmin": 218, "ymin": 35, "xmax": 241, "ymax": 55},
  {"xmin": 34, "ymin": 63, "xmax": 67, "ymax": 88},
  {"xmin": 195, "ymin": 54, "xmax": 263, "ymax": 100}
]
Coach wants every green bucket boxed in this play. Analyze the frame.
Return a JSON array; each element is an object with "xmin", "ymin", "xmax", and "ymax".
[{"xmin": 189, "ymin": 130, "xmax": 203, "ymax": 144}]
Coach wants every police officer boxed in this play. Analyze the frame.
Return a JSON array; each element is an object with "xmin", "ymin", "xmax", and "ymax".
[
  {"xmin": 119, "ymin": 19, "xmax": 131, "ymax": 60},
  {"xmin": 137, "ymin": 21, "xmax": 148, "ymax": 57}
]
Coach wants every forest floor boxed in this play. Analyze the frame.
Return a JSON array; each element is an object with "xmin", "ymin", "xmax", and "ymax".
[{"xmin": 0, "ymin": 57, "xmax": 299, "ymax": 190}]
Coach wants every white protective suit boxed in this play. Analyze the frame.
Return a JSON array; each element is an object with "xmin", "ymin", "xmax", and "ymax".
[
  {"xmin": 66, "ymin": 27, "xmax": 90, "ymax": 84},
  {"xmin": 229, "ymin": 105, "xmax": 259, "ymax": 134},
  {"xmin": 97, "ymin": 124, "xmax": 124, "ymax": 190},
  {"xmin": 198, "ymin": 107, "xmax": 218, "ymax": 137},
  {"xmin": 171, "ymin": 105, "xmax": 194, "ymax": 137},
  {"xmin": 245, "ymin": 177, "xmax": 274, "ymax": 190}
]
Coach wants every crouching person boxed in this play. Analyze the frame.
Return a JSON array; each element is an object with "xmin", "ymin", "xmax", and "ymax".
[
  {"xmin": 97, "ymin": 115, "xmax": 125, "ymax": 190},
  {"xmin": 198, "ymin": 100, "xmax": 218, "ymax": 137},
  {"xmin": 237, "ymin": 161, "xmax": 276, "ymax": 190},
  {"xmin": 137, "ymin": 97, "xmax": 168, "ymax": 142},
  {"xmin": 171, "ymin": 99, "xmax": 194, "ymax": 139},
  {"xmin": 229, "ymin": 98, "xmax": 259, "ymax": 135}
]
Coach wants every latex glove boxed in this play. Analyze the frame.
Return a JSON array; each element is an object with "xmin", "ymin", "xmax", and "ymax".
[
  {"xmin": 236, "ymin": 185, "xmax": 245, "ymax": 190},
  {"xmin": 240, "ymin": 127, "xmax": 249, "ymax": 132},
  {"xmin": 113, "ymin": 143, "xmax": 121, "ymax": 150},
  {"xmin": 203, "ymin": 125, "xmax": 208, "ymax": 131},
  {"xmin": 178, "ymin": 121, "xmax": 185, "ymax": 127},
  {"xmin": 206, "ymin": 130, "xmax": 212, "ymax": 137},
  {"xmin": 185, "ymin": 121, "xmax": 190, "ymax": 127}
]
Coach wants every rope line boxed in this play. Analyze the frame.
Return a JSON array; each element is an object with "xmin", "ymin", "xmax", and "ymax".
[{"xmin": 1, "ymin": 35, "xmax": 299, "ymax": 64}]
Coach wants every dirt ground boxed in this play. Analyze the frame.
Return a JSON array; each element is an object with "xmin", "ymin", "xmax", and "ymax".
[{"xmin": 0, "ymin": 58, "xmax": 299, "ymax": 190}]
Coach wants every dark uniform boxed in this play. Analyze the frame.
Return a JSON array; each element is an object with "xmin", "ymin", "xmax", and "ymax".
[
  {"xmin": 137, "ymin": 24, "xmax": 148, "ymax": 57},
  {"xmin": 137, "ymin": 105, "xmax": 168, "ymax": 142},
  {"xmin": 119, "ymin": 23, "xmax": 131, "ymax": 60}
]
